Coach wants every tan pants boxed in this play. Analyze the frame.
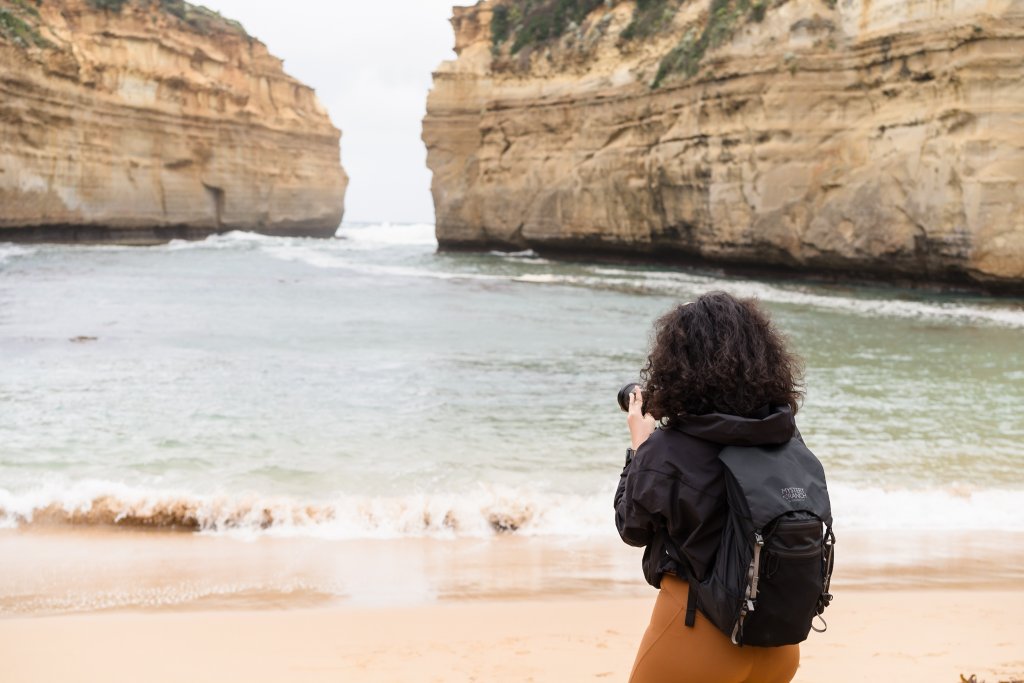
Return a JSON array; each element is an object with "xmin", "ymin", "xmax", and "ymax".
[{"xmin": 628, "ymin": 575, "xmax": 800, "ymax": 683}]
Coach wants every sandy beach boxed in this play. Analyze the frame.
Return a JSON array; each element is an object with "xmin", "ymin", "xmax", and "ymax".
[
  {"xmin": 2, "ymin": 528, "xmax": 1024, "ymax": 681},
  {"xmin": 1, "ymin": 589, "xmax": 1021, "ymax": 682}
]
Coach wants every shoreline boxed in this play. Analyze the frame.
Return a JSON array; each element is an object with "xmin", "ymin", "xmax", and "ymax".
[
  {"xmin": 1, "ymin": 590, "xmax": 1021, "ymax": 682},
  {"xmin": 3, "ymin": 527, "xmax": 1023, "ymax": 617}
]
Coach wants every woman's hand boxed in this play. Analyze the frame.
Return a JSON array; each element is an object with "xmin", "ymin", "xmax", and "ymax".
[{"xmin": 627, "ymin": 386, "xmax": 656, "ymax": 451}]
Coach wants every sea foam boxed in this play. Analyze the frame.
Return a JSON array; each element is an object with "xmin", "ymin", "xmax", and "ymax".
[
  {"xmin": 2, "ymin": 480, "xmax": 1021, "ymax": 539},
  {"xmin": 0, "ymin": 244, "xmax": 37, "ymax": 264},
  {"xmin": 338, "ymin": 222, "xmax": 438, "ymax": 247},
  {"xmin": 126, "ymin": 225, "xmax": 1024, "ymax": 330},
  {"xmin": 538, "ymin": 268, "xmax": 1024, "ymax": 329}
]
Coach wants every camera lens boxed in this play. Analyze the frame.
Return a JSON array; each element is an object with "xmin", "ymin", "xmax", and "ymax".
[{"xmin": 617, "ymin": 383, "xmax": 640, "ymax": 412}]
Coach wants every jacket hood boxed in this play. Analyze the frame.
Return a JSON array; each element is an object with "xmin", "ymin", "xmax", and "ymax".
[{"xmin": 673, "ymin": 404, "xmax": 795, "ymax": 446}]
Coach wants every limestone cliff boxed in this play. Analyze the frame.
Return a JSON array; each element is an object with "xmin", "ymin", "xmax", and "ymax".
[
  {"xmin": 423, "ymin": 0, "xmax": 1024, "ymax": 291},
  {"xmin": 0, "ymin": 0, "xmax": 346, "ymax": 242}
]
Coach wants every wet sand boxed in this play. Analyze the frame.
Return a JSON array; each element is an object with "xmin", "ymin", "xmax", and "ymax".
[
  {"xmin": 3, "ymin": 527, "xmax": 1023, "ymax": 615},
  {"xmin": 1, "ymin": 590, "xmax": 1022, "ymax": 682}
]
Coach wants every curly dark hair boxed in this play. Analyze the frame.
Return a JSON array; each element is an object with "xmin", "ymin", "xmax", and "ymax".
[{"xmin": 640, "ymin": 291, "xmax": 803, "ymax": 425}]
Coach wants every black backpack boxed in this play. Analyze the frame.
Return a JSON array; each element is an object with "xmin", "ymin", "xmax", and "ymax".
[{"xmin": 684, "ymin": 437, "xmax": 835, "ymax": 647}]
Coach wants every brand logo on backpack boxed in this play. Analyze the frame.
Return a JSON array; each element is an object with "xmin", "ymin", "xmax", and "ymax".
[{"xmin": 781, "ymin": 487, "xmax": 807, "ymax": 501}]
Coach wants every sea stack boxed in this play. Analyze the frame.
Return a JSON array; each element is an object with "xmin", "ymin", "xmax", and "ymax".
[
  {"xmin": 0, "ymin": 0, "xmax": 347, "ymax": 243},
  {"xmin": 422, "ymin": 0, "xmax": 1024, "ymax": 292}
]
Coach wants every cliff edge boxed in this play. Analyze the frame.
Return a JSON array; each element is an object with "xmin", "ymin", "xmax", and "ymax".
[
  {"xmin": 423, "ymin": 0, "xmax": 1024, "ymax": 291},
  {"xmin": 0, "ymin": 0, "xmax": 347, "ymax": 242}
]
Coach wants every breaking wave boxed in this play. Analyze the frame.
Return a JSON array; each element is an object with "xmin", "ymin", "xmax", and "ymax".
[
  {"xmin": 109, "ymin": 224, "xmax": 1024, "ymax": 330},
  {"xmin": 0, "ymin": 244, "xmax": 37, "ymax": 264},
  {"xmin": 337, "ymin": 222, "xmax": 437, "ymax": 247},
  {"xmin": 0, "ymin": 482, "xmax": 610, "ymax": 539},
  {"xmin": 254, "ymin": 248, "xmax": 1024, "ymax": 329},
  {"xmin": 518, "ymin": 270, "xmax": 1024, "ymax": 329},
  {"xmin": 2, "ymin": 481, "xmax": 1022, "ymax": 539},
  {"xmin": 164, "ymin": 230, "xmax": 280, "ymax": 251}
]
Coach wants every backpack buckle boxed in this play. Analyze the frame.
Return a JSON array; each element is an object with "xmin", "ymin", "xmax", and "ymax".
[{"xmin": 748, "ymin": 531, "xmax": 765, "ymax": 602}]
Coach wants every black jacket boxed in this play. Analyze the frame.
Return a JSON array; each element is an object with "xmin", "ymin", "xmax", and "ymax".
[{"xmin": 613, "ymin": 405, "xmax": 797, "ymax": 588}]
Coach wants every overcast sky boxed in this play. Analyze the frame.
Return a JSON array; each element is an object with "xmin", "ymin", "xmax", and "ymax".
[{"xmin": 203, "ymin": 1, "xmax": 465, "ymax": 224}]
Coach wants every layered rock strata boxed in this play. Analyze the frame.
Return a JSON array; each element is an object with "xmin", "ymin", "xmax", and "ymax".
[
  {"xmin": 0, "ymin": 0, "xmax": 346, "ymax": 242},
  {"xmin": 423, "ymin": 0, "xmax": 1024, "ymax": 291}
]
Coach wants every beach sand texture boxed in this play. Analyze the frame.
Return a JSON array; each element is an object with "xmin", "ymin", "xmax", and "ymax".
[{"xmin": 1, "ymin": 590, "xmax": 1022, "ymax": 682}]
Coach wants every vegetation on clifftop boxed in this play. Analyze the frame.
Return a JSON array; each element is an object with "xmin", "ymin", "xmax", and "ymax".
[
  {"xmin": 620, "ymin": 0, "xmax": 681, "ymax": 40},
  {"xmin": 650, "ymin": 0, "xmax": 767, "ymax": 87},
  {"xmin": 88, "ymin": 0, "xmax": 129, "ymax": 11},
  {"xmin": 0, "ymin": 0, "xmax": 53, "ymax": 48},
  {"xmin": 86, "ymin": 0, "xmax": 249, "ymax": 37},
  {"xmin": 490, "ymin": 0, "xmax": 606, "ymax": 54},
  {"xmin": 488, "ymin": 0, "xmax": 784, "ymax": 87},
  {"xmin": 1, "ymin": 0, "xmax": 250, "ymax": 51}
]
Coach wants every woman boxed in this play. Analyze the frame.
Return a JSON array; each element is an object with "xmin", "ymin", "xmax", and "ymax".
[{"xmin": 614, "ymin": 291, "xmax": 804, "ymax": 683}]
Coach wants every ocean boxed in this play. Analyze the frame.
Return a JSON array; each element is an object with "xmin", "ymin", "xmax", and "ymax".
[{"xmin": 1, "ymin": 223, "xmax": 1023, "ymax": 612}]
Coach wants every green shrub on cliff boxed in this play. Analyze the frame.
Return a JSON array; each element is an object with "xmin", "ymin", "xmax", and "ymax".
[
  {"xmin": 164, "ymin": 0, "xmax": 248, "ymax": 37},
  {"xmin": 652, "ymin": 29, "xmax": 702, "ymax": 86},
  {"xmin": 749, "ymin": 0, "xmax": 767, "ymax": 22},
  {"xmin": 489, "ymin": 0, "xmax": 773, "ymax": 84},
  {"xmin": 83, "ymin": 0, "xmax": 248, "ymax": 37},
  {"xmin": 490, "ymin": 0, "xmax": 606, "ymax": 54},
  {"xmin": 652, "ymin": 0, "xmax": 765, "ymax": 88},
  {"xmin": 87, "ymin": 0, "xmax": 129, "ymax": 11},
  {"xmin": 621, "ymin": 0, "xmax": 680, "ymax": 40},
  {"xmin": 0, "ymin": 1, "xmax": 51, "ymax": 48},
  {"xmin": 11, "ymin": 0, "xmax": 40, "ymax": 19},
  {"xmin": 492, "ymin": 5, "xmax": 511, "ymax": 46},
  {"xmin": 159, "ymin": 0, "xmax": 188, "ymax": 19}
]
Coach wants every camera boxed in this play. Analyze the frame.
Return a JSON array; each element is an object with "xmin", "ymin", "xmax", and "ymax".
[{"xmin": 617, "ymin": 383, "xmax": 643, "ymax": 412}]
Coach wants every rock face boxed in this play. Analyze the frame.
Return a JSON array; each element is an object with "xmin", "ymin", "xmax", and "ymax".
[
  {"xmin": 423, "ymin": 0, "xmax": 1024, "ymax": 291},
  {"xmin": 0, "ymin": 0, "xmax": 346, "ymax": 242}
]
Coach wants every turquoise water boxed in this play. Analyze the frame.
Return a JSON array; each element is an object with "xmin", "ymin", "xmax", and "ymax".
[{"xmin": 1, "ymin": 223, "xmax": 1022, "ymax": 537}]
